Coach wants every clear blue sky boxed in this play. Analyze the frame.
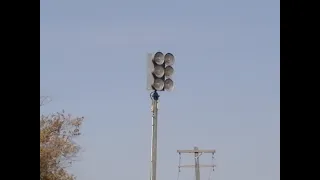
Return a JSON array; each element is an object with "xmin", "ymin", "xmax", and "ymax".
[{"xmin": 40, "ymin": 0, "xmax": 279, "ymax": 180}]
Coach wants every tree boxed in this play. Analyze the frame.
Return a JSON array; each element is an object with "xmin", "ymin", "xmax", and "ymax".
[{"xmin": 40, "ymin": 100, "xmax": 84, "ymax": 180}]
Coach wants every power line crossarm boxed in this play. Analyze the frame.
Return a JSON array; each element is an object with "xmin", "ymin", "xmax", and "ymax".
[
  {"xmin": 179, "ymin": 165, "xmax": 215, "ymax": 168},
  {"xmin": 177, "ymin": 150, "xmax": 216, "ymax": 153}
]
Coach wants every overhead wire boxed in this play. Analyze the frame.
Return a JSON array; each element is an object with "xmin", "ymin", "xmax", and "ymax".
[
  {"xmin": 207, "ymin": 153, "xmax": 215, "ymax": 180},
  {"xmin": 176, "ymin": 153, "xmax": 181, "ymax": 180}
]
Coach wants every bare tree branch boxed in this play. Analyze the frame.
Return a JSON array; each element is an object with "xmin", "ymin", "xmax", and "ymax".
[{"xmin": 40, "ymin": 96, "xmax": 52, "ymax": 106}]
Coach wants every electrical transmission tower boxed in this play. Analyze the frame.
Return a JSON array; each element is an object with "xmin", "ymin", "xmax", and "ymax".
[{"xmin": 177, "ymin": 146, "xmax": 216, "ymax": 180}]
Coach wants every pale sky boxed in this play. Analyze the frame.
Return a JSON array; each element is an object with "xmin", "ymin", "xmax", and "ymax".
[{"xmin": 40, "ymin": 0, "xmax": 280, "ymax": 180}]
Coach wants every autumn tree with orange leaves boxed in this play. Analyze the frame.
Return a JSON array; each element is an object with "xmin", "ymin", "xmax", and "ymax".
[{"xmin": 40, "ymin": 97, "xmax": 84, "ymax": 180}]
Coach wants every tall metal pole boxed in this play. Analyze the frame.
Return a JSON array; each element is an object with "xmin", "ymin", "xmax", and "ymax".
[
  {"xmin": 150, "ymin": 91, "xmax": 159, "ymax": 180},
  {"xmin": 194, "ymin": 147, "xmax": 201, "ymax": 180}
]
